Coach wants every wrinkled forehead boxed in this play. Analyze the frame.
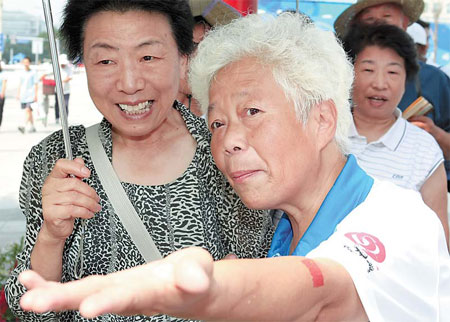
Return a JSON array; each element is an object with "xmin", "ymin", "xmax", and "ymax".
[
  {"xmin": 355, "ymin": 45, "xmax": 405, "ymax": 68},
  {"xmin": 207, "ymin": 58, "xmax": 264, "ymax": 113},
  {"xmin": 358, "ymin": 3, "xmax": 404, "ymax": 18}
]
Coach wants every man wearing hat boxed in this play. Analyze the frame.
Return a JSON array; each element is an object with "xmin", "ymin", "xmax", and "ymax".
[
  {"xmin": 407, "ymin": 22, "xmax": 429, "ymax": 63},
  {"xmin": 335, "ymin": 0, "xmax": 450, "ymax": 191},
  {"xmin": 177, "ymin": 0, "xmax": 241, "ymax": 116}
]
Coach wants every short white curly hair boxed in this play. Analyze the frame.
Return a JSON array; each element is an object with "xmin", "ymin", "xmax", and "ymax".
[{"xmin": 189, "ymin": 13, "xmax": 354, "ymax": 154}]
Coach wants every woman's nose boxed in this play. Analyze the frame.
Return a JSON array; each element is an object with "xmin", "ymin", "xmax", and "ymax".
[
  {"xmin": 223, "ymin": 124, "xmax": 246, "ymax": 155},
  {"xmin": 372, "ymin": 71, "xmax": 388, "ymax": 90},
  {"xmin": 116, "ymin": 62, "xmax": 145, "ymax": 94}
]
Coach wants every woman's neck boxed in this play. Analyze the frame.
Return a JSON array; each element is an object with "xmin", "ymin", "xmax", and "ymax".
[
  {"xmin": 353, "ymin": 110, "xmax": 397, "ymax": 143},
  {"xmin": 110, "ymin": 108, "xmax": 197, "ymax": 185},
  {"xmin": 283, "ymin": 149, "xmax": 347, "ymax": 254}
]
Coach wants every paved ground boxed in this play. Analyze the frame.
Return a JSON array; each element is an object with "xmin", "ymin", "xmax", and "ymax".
[{"xmin": 0, "ymin": 65, "xmax": 101, "ymax": 248}]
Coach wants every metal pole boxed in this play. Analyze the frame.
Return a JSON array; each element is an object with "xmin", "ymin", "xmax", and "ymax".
[
  {"xmin": 296, "ymin": 0, "xmax": 299, "ymax": 13},
  {"xmin": 41, "ymin": 0, "xmax": 72, "ymax": 160}
]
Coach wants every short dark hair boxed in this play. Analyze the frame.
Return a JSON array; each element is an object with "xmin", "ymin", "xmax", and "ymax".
[
  {"xmin": 343, "ymin": 23, "xmax": 419, "ymax": 81},
  {"xmin": 60, "ymin": 0, "xmax": 194, "ymax": 62}
]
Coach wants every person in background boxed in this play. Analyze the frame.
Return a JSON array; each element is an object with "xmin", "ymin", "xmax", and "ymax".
[
  {"xmin": 335, "ymin": 0, "xmax": 450, "ymax": 191},
  {"xmin": 177, "ymin": 0, "xmax": 240, "ymax": 116},
  {"xmin": 54, "ymin": 54, "xmax": 73, "ymax": 124},
  {"xmin": 5, "ymin": 1, "xmax": 272, "ymax": 321},
  {"xmin": 0, "ymin": 63, "xmax": 7, "ymax": 130},
  {"xmin": 18, "ymin": 13, "xmax": 450, "ymax": 322},
  {"xmin": 39, "ymin": 65, "xmax": 56, "ymax": 127},
  {"xmin": 344, "ymin": 23, "xmax": 449, "ymax": 247},
  {"xmin": 415, "ymin": 19, "xmax": 440, "ymax": 67},
  {"xmin": 17, "ymin": 57, "xmax": 38, "ymax": 134},
  {"xmin": 406, "ymin": 22, "xmax": 428, "ymax": 63}
]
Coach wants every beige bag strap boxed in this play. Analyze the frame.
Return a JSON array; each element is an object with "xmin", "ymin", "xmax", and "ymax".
[{"xmin": 85, "ymin": 123, "xmax": 162, "ymax": 262}]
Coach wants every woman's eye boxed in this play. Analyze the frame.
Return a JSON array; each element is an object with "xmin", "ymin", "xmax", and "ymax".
[
  {"xmin": 99, "ymin": 60, "xmax": 113, "ymax": 65},
  {"xmin": 363, "ymin": 68, "xmax": 373, "ymax": 73},
  {"xmin": 210, "ymin": 121, "xmax": 223, "ymax": 130},
  {"xmin": 143, "ymin": 56, "xmax": 154, "ymax": 61},
  {"xmin": 246, "ymin": 108, "xmax": 260, "ymax": 116}
]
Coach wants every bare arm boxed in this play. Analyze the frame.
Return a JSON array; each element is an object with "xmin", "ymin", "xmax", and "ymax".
[
  {"xmin": 420, "ymin": 163, "xmax": 449, "ymax": 249},
  {"xmin": 1, "ymin": 79, "xmax": 7, "ymax": 98},
  {"xmin": 34, "ymin": 83, "xmax": 38, "ymax": 102},
  {"xmin": 20, "ymin": 247, "xmax": 367, "ymax": 321}
]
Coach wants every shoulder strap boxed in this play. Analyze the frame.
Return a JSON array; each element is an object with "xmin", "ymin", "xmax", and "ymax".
[{"xmin": 85, "ymin": 123, "xmax": 162, "ymax": 262}]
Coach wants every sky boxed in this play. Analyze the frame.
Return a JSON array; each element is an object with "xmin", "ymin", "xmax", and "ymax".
[{"xmin": 3, "ymin": 0, "xmax": 66, "ymax": 26}]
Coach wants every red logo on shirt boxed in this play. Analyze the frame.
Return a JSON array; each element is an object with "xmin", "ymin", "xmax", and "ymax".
[{"xmin": 344, "ymin": 232, "xmax": 386, "ymax": 263}]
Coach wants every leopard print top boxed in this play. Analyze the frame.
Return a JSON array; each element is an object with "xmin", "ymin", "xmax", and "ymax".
[{"xmin": 6, "ymin": 102, "xmax": 274, "ymax": 322}]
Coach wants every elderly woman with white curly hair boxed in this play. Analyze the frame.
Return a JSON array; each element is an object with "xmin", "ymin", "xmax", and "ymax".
[{"xmin": 18, "ymin": 13, "xmax": 450, "ymax": 321}]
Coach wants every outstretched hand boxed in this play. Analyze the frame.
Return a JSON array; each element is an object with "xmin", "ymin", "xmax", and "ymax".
[{"xmin": 20, "ymin": 247, "xmax": 214, "ymax": 319}]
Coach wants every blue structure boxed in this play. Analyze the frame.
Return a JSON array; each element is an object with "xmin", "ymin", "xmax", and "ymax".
[
  {"xmin": 429, "ymin": 22, "xmax": 450, "ymax": 66},
  {"xmin": 258, "ymin": 0, "xmax": 450, "ymax": 66},
  {"xmin": 10, "ymin": 52, "xmax": 25, "ymax": 64}
]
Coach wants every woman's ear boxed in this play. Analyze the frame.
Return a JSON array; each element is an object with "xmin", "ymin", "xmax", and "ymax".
[{"xmin": 315, "ymin": 100, "xmax": 338, "ymax": 150}]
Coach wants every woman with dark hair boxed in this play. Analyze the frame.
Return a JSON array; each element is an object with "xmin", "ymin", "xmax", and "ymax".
[
  {"xmin": 344, "ymin": 23, "xmax": 449, "ymax": 246},
  {"xmin": 4, "ymin": 1, "xmax": 273, "ymax": 321}
]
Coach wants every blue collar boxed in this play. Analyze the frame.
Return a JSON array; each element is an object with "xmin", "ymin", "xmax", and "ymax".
[{"xmin": 268, "ymin": 154, "xmax": 373, "ymax": 257}]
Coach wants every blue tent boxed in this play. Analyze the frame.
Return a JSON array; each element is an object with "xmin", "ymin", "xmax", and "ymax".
[{"xmin": 10, "ymin": 52, "xmax": 26, "ymax": 64}]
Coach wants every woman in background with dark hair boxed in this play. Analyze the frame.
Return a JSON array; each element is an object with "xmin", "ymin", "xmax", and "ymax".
[
  {"xmin": 344, "ymin": 24, "xmax": 449, "ymax": 247},
  {"xmin": 4, "ymin": 1, "xmax": 272, "ymax": 321}
]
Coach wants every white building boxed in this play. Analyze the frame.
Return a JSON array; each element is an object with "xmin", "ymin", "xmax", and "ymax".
[
  {"xmin": 3, "ymin": 10, "xmax": 45, "ymax": 37},
  {"xmin": 421, "ymin": 0, "xmax": 450, "ymax": 23}
]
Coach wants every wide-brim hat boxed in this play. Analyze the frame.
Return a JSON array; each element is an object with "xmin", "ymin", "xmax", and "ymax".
[
  {"xmin": 189, "ymin": 0, "xmax": 241, "ymax": 27},
  {"xmin": 334, "ymin": 0, "xmax": 424, "ymax": 38}
]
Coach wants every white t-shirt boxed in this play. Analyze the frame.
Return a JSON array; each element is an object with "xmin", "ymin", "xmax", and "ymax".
[
  {"xmin": 308, "ymin": 179, "xmax": 450, "ymax": 321},
  {"xmin": 19, "ymin": 69, "xmax": 38, "ymax": 103},
  {"xmin": 61, "ymin": 64, "xmax": 73, "ymax": 95},
  {"xmin": 349, "ymin": 108, "xmax": 444, "ymax": 191}
]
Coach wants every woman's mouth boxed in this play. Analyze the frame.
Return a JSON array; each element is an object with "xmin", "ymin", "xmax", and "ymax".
[
  {"xmin": 230, "ymin": 170, "xmax": 260, "ymax": 182},
  {"xmin": 118, "ymin": 100, "xmax": 153, "ymax": 115},
  {"xmin": 368, "ymin": 96, "xmax": 387, "ymax": 102},
  {"xmin": 367, "ymin": 96, "xmax": 388, "ymax": 107}
]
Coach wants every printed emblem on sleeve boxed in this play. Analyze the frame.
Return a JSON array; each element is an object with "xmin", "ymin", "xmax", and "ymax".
[{"xmin": 345, "ymin": 232, "xmax": 386, "ymax": 263}]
